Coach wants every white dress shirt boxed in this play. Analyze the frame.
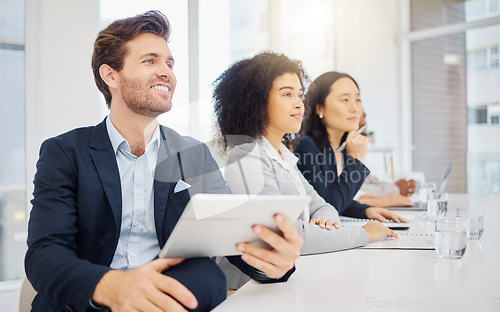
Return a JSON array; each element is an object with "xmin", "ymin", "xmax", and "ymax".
[{"xmin": 106, "ymin": 117, "xmax": 161, "ymax": 270}]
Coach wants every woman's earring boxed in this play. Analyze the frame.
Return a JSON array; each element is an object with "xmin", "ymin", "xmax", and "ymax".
[{"xmin": 318, "ymin": 114, "xmax": 323, "ymax": 119}]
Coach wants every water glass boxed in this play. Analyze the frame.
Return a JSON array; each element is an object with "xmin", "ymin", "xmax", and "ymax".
[
  {"xmin": 457, "ymin": 206, "xmax": 484, "ymax": 240},
  {"xmin": 419, "ymin": 182, "xmax": 436, "ymax": 210},
  {"xmin": 427, "ymin": 192, "xmax": 448, "ymax": 220},
  {"xmin": 434, "ymin": 218, "xmax": 467, "ymax": 259}
]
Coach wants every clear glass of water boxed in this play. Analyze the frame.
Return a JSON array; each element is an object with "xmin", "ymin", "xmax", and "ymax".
[
  {"xmin": 427, "ymin": 192, "xmax": 448, "ymax": 220},
  {"xmin": 457, "ymin": 206, "xmax": 484, "ymax": 240},
  {"xmin": 419, "ymin": 182, "xmax": 436, "ymax": 211},
  {"xmin": 434, "ymin": 218, "xmax": 467, "ymax": 259}
]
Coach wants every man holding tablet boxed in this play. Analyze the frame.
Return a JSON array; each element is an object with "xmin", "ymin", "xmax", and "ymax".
[{"xmin": 25, "ymin": 11, "xmax": 303, "ymax": 312}]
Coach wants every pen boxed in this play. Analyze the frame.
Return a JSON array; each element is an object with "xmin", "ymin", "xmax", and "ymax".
[{"xmin": 335, "ymin": 125, "xmax": 367, "ymax": 152}]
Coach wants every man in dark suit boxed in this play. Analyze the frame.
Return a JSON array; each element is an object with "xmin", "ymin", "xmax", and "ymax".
[{"xmin": 25, "ymin": 11, "xmax": 303, "ymax": 312}]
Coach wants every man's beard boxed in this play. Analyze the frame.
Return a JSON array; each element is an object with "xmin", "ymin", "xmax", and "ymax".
[{"xmin": 119, "ymin": 74, "xmax": 172, "ymax": 118}]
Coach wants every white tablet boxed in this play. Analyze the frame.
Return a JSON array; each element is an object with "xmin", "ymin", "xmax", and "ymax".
[{"xmin": 159, "ymin": 193, "xmax": 309, "ymax": 258}]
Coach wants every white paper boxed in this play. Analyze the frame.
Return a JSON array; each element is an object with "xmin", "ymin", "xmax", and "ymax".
[
  {"xmin": 339, "ymin": 216, "xmax": 413, "ymax": 229},
  {"xmin": 361, "ymin": 233, "xmax": 435, "ymax": 249}
]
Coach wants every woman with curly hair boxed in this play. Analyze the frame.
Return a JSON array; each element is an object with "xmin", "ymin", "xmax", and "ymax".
[
  {"xmin": 213, "ymin": 52, "xmax": 396, "ymax": 289},
  {"xmin": 294, "ymin": 71, "xmax": 407, "ymax": 222}
]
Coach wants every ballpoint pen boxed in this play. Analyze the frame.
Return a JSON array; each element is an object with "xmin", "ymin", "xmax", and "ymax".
[{"xmin": 335, "ymin": 124, "xmax": 367, "ymax": 152}]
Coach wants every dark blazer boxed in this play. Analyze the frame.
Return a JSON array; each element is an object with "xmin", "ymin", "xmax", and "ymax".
[
  {"xmin": 25, "ymin": 119, "xmax": 290, "ymax": 312},
  {"xmin": 294, "ymin": 134, "xmax": 371, "ymax": 219}
]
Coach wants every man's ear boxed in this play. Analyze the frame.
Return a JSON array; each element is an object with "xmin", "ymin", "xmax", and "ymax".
[{"xmin": 99, "ymin": 64, "xmax": 119, "ymax": 89}]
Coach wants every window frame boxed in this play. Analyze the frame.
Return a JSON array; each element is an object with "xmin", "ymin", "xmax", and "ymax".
[{"xmin": 402, "ymin": 0, "xmax": 500, "ymax": 176}]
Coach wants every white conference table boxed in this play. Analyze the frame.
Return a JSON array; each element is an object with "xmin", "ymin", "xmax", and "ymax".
[{"xmin": 213, "ymin": 194, "xmax": 500, "ymax": 312}]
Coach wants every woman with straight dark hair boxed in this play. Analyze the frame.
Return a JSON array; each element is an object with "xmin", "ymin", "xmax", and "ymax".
[{"xmin": 295, "ymin": 71, "xmax": 405, "ymax": 222}]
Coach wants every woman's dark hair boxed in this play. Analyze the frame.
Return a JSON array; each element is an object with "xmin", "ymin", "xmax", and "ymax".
[
  {"xmin": 91, "ymin": 10, "xmax": 171, "ymax": 107},
  {"xmin": 213, "ymin": 51, "xmax": 308, "ymax": 151},
  {"xmin": 303, "ymin": 71, "xmax": 360, "ymax": 150}
]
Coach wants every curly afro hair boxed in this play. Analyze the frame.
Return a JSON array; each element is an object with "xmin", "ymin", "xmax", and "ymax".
[{"xmin": 212, "ymin": 51, "xmax": 308, "ymax": 150}]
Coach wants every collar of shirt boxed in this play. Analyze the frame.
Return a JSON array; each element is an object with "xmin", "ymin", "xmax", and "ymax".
[
  {"xmin": 258, "ymin": 137, "xmax": 309, "ymax": 218},
  {"xmin": 259, "ymin": 137, "xmax": 299, "ymax": 171},
  {"xmin": 106, "ymin": 116, "xmax": 161, "ymax": 156}
]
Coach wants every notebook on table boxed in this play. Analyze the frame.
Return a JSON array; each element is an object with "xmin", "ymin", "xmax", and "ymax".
[
  {"xmin": 339, "ymin": 216, "xmax": 411, "ymax": 230},
  {"xmin": 387, "ymin": 205, "xmax": 425, "ymax": 211},
  {"xmin": 360, "ymin": 233, "xmax": 435, "ymax": 249}
]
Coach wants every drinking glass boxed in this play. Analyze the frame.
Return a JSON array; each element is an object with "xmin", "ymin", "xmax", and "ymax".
[
  {"xmin": 434, "ymin": 218, "xmax": 467, "ymax": 259},
  {"xmin": 457, "ymin": 206, "xmax": 484, "ymax": 240},
  {"xmin": 427, "ymin": 192, "xmax": 448, "ymax": 220},
  {"xmin": 419, "ymin": 182, "xmax": 436, "ymax": 211}
]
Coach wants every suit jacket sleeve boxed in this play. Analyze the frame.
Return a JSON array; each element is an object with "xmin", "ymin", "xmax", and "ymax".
[
  {"xmin": 295, "ymin": 136, "xmax": 370, "ymax": 218},
  {"xmin": 25, "ymin": 137, "xmax": 110, "ymax": 312}
]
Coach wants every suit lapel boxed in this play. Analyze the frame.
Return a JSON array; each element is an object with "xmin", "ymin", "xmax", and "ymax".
[
  {"xmin": 154, "ymin": 126, "xmax": 178, "ymax": 244},
  {"xmin": 89, "ymin": 119, "xmax": 122, "ymax": 235}
]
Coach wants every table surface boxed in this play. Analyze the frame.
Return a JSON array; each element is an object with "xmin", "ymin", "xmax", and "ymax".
[{"xmin": 212, "ymin": 194, "xmax": 500, "ymax": 312}]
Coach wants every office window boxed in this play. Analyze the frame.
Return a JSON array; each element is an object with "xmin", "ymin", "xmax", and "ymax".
[
  {"xmin": 469, "ymin": 45, "xmax": 500, "ymax": 69},
  {"xmin": 469, "ymin": 105, "xmax": 488, "ymax": 124},
  {"xmin": 491, "ymin": 0, "xmax": 500, "ymax": 12},
  {"xmin": 0, "ymin": 0, "xmax": 26, "ymax": 282},
  {"xmin": 410, "ymin": 0, "xmax": 500, "ymax": 195},
  {"xmin": 264, "ymin": 0, "xmax": 334, "ymax": 79},
  {"xmin": 197, "ymin": 0, "xmax": 270, "ymax": 143},
  {"xmin": 468, "ymin": 48, "xmax": 488, "ymax": 69},
  {"xmin": 226, "ymin": 0, "xmax": 269, "ymax": 62},
  {"xmin": 468, "ymin": 102, "xmax": 500, "ymax": 124},
  {"xmin": 489, "ymin": 45, "xmax": 499, "ymax": 67},
  {"xmin": 411, "ymin": 0, "xmax": 468, "ymax": 31},
  {"xmin": 198, "ymin": 0, "xmax": 334, "ymax": 141},
  {"xmin": 466, "ymin": 0, "xmax": 500, "ymax": 18},
  {"xmin": 491, "ymin": 102, "xmax": 500, "ymax": 123},
  {"xmin": 411, "ymin": 33, "xmax": 468, "ymax": 193},
  {"xmin": 197, "ymin": 0, "xmax": 233, "ymax": 142}
]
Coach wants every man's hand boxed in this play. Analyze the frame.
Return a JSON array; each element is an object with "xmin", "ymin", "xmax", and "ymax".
[
  {"xmin": 92, "ymin": 258, "xmax": 197, "ymax": 312},
  {"xmin": 236, "ymin": 214, "xmax": 303, "ymax": 279},
  {"xmin": 365, "ymin": 207, "xmax": 407, "ymax": 223},
  {"xmin": 396, "ymin": 179, "xmax": 416, "ymax": 196}
]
